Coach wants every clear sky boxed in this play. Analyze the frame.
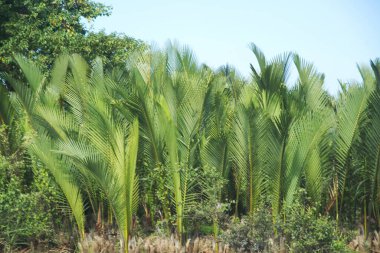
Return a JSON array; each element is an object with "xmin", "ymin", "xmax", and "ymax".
[{"xmin": 92, "ymin": 0, "xmax": 380, "ymax": 95}]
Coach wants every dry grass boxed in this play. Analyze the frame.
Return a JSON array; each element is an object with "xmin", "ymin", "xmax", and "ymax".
[
  {"xmin": 348, "ymin": 230, "xmax": 380, "ymax": 252},
  {"xmin": 77, "ymin": 233, "xmax": 231, "ymax": 253}
]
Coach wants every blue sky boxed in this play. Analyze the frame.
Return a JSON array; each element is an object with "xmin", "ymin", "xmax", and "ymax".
[{"xmin": 92, "ymin": 0, "xmax": 380, "ymax": 95}]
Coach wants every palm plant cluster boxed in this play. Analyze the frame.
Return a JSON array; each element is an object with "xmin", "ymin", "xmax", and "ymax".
[{"xmin": 1, "ymin": 43, "xmax": 380, "ymax": 252}]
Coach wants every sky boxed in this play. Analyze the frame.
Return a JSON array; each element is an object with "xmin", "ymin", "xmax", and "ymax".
[{"xmin": 92, "ymin": 0, "xmax": 380, "ymax": 95}]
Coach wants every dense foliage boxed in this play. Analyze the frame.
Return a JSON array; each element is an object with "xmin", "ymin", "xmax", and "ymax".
[
  {"xmin": 1, "ymin": 42, "xmax": 380, "ymax": 252},
  {"xmin": 3, "ymin": 1, "xmax": 379, "ymax": 253},
  {"xmin": 0, "ymin": 0, "xmax": 143, "ymax": 79}
]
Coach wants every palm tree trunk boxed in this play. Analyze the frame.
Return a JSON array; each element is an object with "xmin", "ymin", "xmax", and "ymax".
[
  {"xmin": 213, "ymin": 218, "xmax": 219, "ymax": 253},
  {"xmin": 235, "ymin": 184, "xmax": 239, "ymax": 217},
  {"xmin": 123, "ymin": 229, "xmax": 129, "ymax": 253},
  {"xmin": 364, "ymin": 199, "xmax": 367, "ymax": 239}
]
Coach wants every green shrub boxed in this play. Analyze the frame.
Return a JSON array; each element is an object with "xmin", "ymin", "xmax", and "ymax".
[
  {"xmin": 282, "ymin": 211, "xmax": 336, "ymax": 252},
  {"xmin": 184, "ymin": 166, "xmax": 231, "ymax": 236},
  {"xmin": 0, "ymin": 126, "xmax": 57, "ymax": 251},
  {"xmin": 281, "ymin": 191, "xmax": 351, "ymax": 253},
  {"xmin": 220, "ymin": 191, "xmax": 354, "ymax": 253},
  {"xmin": 0, "ymin": 176, "xmax": 53, "ymax": 251},
  {"xmin": 221, "ymin": 208, "xmax": 273, "ymax": 252}
]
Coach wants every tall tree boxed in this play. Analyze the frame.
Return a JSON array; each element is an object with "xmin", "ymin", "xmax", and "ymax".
[{"xmin": 0, "ymin": 0, "xmax": 143, "ymax": 80}]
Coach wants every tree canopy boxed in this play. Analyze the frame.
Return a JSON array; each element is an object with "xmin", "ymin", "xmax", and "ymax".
[{"xmin": 0, "ymin": 0, "xmax": 143, "ymax": 78}]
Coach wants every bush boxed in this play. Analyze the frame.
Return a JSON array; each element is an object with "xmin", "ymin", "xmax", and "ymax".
[
  {"xmin": 220, "ymin": 190, "xmax": 354, "ymax": 253},
  {"xmin": 0, "ymin": 179, "xmax": 53, "ymax": 250},
  {"xmin": 282, "ymin": 210, "xmax": 337, "ymax": 252},
  {"xmin": 281, "ymin": 191, "xmax": 350, "ymax": 252},
  {"xmin": 184, "ymin": 166, "xmax": 231, "ymax": 237},
  {"xmin": 0, "ymin": 126, "xmax": 58, "ymax": 252},
  {"xmin": 220, "ymin": 208, "xmax": 273, "ymax": 252}
]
